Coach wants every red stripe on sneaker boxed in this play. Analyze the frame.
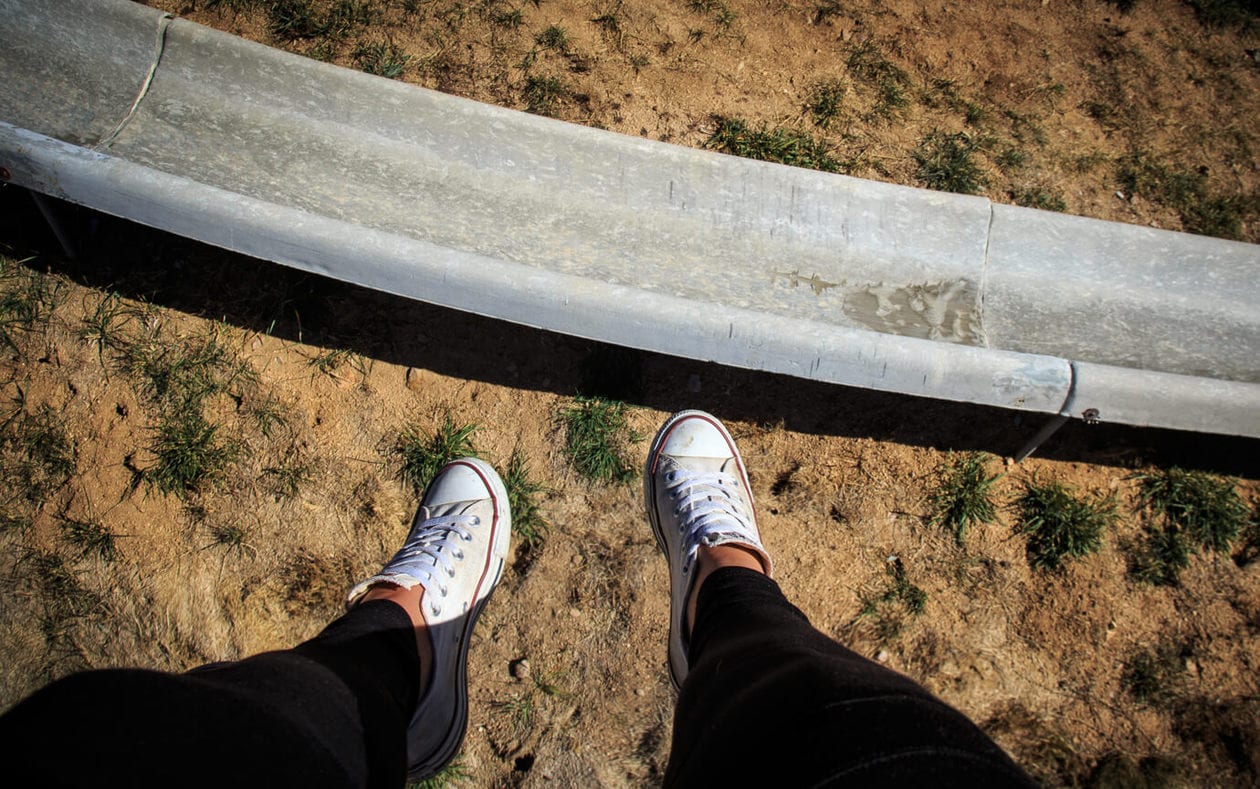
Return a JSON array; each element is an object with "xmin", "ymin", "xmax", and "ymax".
[{"xmin": 449, "ymin": 460, "xmax": 501, "ymax": 607}]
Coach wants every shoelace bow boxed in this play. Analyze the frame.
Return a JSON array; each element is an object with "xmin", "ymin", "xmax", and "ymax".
[
  {"xmin": 392, "ymin": 513, "xmax": 479, "ymax": 617},
  {"xmin": 664, "ymin": 468, "xmax": 756, "ymax": 573}
]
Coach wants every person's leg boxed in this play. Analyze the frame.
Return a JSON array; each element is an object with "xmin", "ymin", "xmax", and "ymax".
[
  {"xmin": 0, "ymin": 458, "xmax": 511, "ymax": 789},
  {"xmin": 0, "ymin": 599, "xmax": 416, "ymax": 789},
  {"xmin": 644, "ymin": 411, "xmax": 1035, "ymax": 788}
]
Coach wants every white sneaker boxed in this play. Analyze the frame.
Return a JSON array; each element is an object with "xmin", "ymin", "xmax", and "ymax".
[
  {"xmin": 644, "ymin": 410, "xmax": 772, "ymax": 688},
  {"xmin": 346, "ymin": 458, "xmax": 511, "ymax": 781}
]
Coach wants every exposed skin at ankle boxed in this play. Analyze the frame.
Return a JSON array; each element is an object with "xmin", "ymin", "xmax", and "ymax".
[
  {"xmin": 360, "ymin": 583, "xmax": 434, "ymax": 696},
  {"xmin": 687, "ymin": 543, "xmax": 766, "ymax": 637},
  {"xmin": 362, "ymin": 544, "xmax": 762, "ymax": 690}
]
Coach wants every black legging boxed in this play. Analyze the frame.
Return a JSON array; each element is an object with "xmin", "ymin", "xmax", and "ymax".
[
  {"xmin": 0, "ymin": 573, "xmax": 1033, "ymax": 788},
  {"xmin": 0, "ymin": 600, "xmax": 417, "ymax": 789},
  {"xmin": 668, "ymin": 567, "xmax": 1034, "ymax": 787}
]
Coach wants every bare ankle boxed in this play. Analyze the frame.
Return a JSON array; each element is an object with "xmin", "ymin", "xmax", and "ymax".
[
  {"xmin": 359, "ymin": 583, "xmax": 434, "ymax": 694},
  {"xmin": 686, "ymin": 544, "xmax": 767, "ymax": 636}
]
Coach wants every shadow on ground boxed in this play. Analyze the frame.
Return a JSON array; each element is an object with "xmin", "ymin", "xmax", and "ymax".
[{"xmin": 4, "ymin": 186, "xmax": 1256, "ymax": 477}]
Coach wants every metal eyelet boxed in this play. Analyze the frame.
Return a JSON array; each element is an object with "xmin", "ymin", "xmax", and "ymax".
[{"xmin": 440, "ymin": 585, "xmax": 448, "ymax": 596}]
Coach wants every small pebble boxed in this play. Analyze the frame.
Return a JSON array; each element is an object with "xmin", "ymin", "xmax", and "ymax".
[
  {"xmin": 510, "ymin": 658, "xmax": 531, "ymax": 681},
  {"xmin": 405, "ymin": 367, "xmax": 427, "ymax": 392},
  {"xmin": 876, "ymin": 649, "xmax": 890, "ymax": 663}
]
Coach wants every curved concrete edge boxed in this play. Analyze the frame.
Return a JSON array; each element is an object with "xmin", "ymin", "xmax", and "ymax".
[
  {"xmin": 0, "ymin": 121, "xmax": 1077, "ymax": 417},
  {"xmin": 1069, "ymin": 362, "xmax": 1260, "ymax": 436},
  {"xmin": 103, "ymin": 14, "xmax": 995, "ymax": 349},
  {"xmin": 1, "ymin": 0, "xmax": 1256, "ymax": 440},
  {"xmin": 986, "ymin": 204, "xmax": 1260, "ymax": 383}
]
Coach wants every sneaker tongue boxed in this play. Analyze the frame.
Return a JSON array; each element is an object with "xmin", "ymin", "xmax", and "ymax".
[
  {"xmin": 418, "ymin": 500, "xmax": 479, "ymax": 521},
  {"xmin": 666, "ymin": 455, "xmax": 729, "ymax": 474}
]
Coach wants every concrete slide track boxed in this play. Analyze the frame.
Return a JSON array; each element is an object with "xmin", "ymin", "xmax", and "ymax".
[{"xmin": 1, "ymin": 0, "xmax": 1257, "ymax": 438}]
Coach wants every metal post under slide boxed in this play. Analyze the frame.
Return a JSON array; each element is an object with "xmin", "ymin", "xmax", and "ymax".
[
  {"xmin": 29, "ymin": 191, "xmax": 77, "ymax": 260},
  {"xmin": 0, "ymin": 0, "xmax": 1257, "ymax": 440}
]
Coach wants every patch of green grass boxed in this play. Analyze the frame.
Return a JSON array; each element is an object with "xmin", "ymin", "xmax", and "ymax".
[
  {"xmin": 267, "ymin": 0, "xmax": 322, "ymax": 40},
  {"xmin": 492, "ymin": 7, "xmax": 524, "ymax": 28},
  {"xmin": 523, "ymin": 75, "xmax": 569, "ymax": 116},
  {"xmin": 106, "ymin": 324, "xmax": 253, "ymax": 499},
  {"xmin": 930, "ymin": 452, "xmax": 1000, "ymax": 545},
  {"xmin": 924, "ymin": 79, "xmax": 990, "ymax": 126},
  {"xmin": 1012, "ymin": 187, "xmax": 1068, "ymax": 212},
  {"xmin": 688, "ymin": 0, "xmax": 738, "ymax": 29},
  {"xmin": 268, "ymin": 0, "xmax": 369, "ymax": 42},
  {"xmin": 148, "ymin": 408, "xmax": 240, "ymax": 496},
  {"xmin": 805, "ymin": 79, "xmax": 847, "ymax": 129},
  {"xmin": 409, "ymin": 758, "xmax": 470, "ymax": 789},
  {"xmin": 204, "ymin": 0, "xmax": 268, "ymax": 10},
  {"xmin": 1137, "ymin": 468, "xmax": 1248, "ymax": 553},
  {"xmin": 59, "ymin": 517, "xmax": 117, "ymax": 562},
  {"xmin": 535, "ymin": 24, "xmax": 570, "ymax": 52},
  {"xmin": 995, "ymin": 148, "xmax": 1028, "ymax": 172},
  {"xmin": 353, "ymin": 40, "xmax": 412, "ymax": 79},
  {"xmin": 846, "ymin": 39, "xmax": 911, "ymax": 119},
  {"xmin": 0, "ymin": 257, "xmax": 60, "ymax": 355},
  {"xmin": 493, "ymin": 695, "xmax": 535, "ymax": 734},
  {"xmin": 1122, "ymin": 643, "xmax": 1189, "ymax": 705},
  {"xmin": 1118, "ymin": 150, "xmax": 1255, "ymax": 240},
  {"xmin": 705, "ymin": 117, "xmax": 844, "ymax": 173},
  {"xmin": 558, "ymin": 397, "xmax": 638, "ymax": 484},
  {"xmin": 121, "ymin": 328, "xmax": 257, "ymax": 416},
  {"xmin": 872, "ymin": 79, "xmax": 909, "ymax": 119},
  {"xmin": 883, "ymin": 556, "xmax": 927, "ymax": 614},
  {"xmin": 1130, "ymin": 468, "xmax": 1249, "ymax": 584},
  {"xmin": 1014, "ymin": 481, "xmax": 1114, "ymax": 571},
  {"xmin": 78, "ymin": 292, "xmax": 130, "ymax": 363},
  {"xmin": 914, "ymin": 131, "xmax": 988, "ymax": 194},
  {"xmin": 859, "ymin": 556, "xmax": 927, "ymax": 641},
  {"xmin": 1129, "ymin": 523, "xmax": 1192, "ymax": 587},
  {"xmin": 323, "ymin": 0, "xmax": 372, "ymax": 39},
  {"xmin": 504, "ymin": 447, "xmax": 548, "ymax": 549},
  {"xmin": 2, "ymin": 403, "xmax": 77, "ymax": 507},
  {"xmin": 396, "ymin": 415, "xmax": 480, "ymax": 493}
]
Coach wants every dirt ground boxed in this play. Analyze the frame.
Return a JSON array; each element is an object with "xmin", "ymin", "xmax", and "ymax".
[{"xmin": 2, "ymin": 1, "xmax": 1259, "ymax": 787}]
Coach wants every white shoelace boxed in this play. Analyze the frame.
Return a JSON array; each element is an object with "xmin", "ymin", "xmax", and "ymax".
[
  {"xmin": 389, "ymin": 513, "xmax": 479, "ymax": 617},
  {"xmin": 664, "ymin": 468, "xmax": 757, "ymax": 573}
]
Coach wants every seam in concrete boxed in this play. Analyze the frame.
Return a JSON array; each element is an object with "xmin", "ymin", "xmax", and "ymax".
[
  {"xmin": 94, "ymin": 12, "xmax": 172, "ymax": 150},
  {"xmin": 976, "ymin": 201, "xmax": 995, "ymax": 350},
  {"xmin": 1057, "ymin": 360, "xmax": 1079, "ymax": 418}
]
